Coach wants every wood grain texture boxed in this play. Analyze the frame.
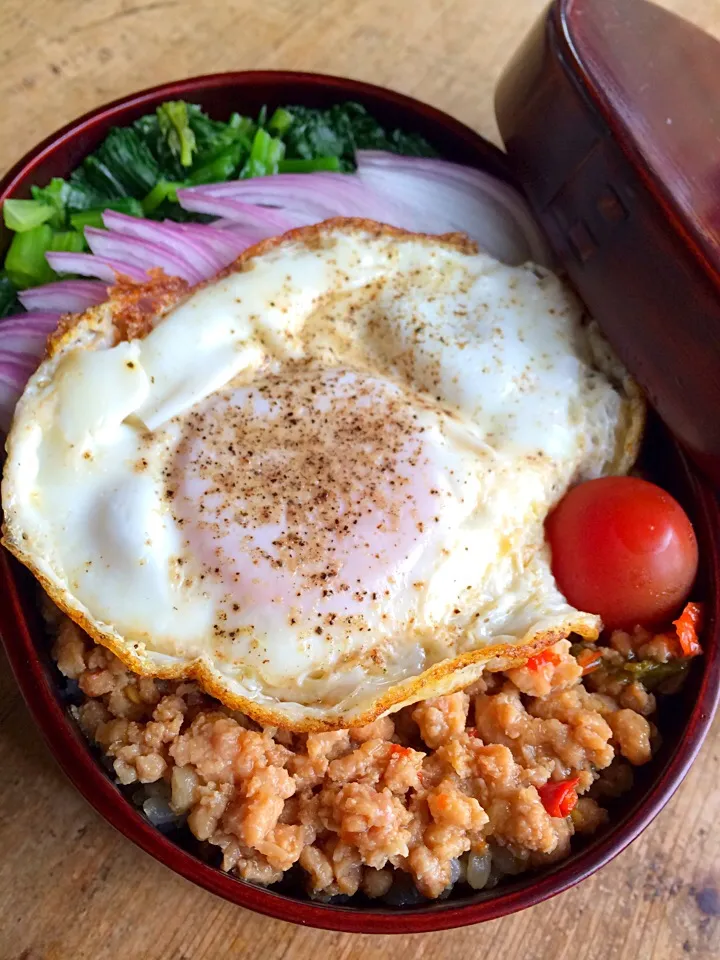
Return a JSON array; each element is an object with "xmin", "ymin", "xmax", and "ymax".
[{"xmin": 1, "ymin": 1, "xmax": 720, "ymax": 958}]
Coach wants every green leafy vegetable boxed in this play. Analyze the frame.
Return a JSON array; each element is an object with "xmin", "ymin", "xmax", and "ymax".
[
  {"xmin": 570, "ymin": 641, "xmax": 692, "ymax": 693},
  {"xmin": 63, "ymin": 168, "xmax": 112, "ymax": 214},
  {"xmin": 132, "ymin": 114, "xmax": 185, "ymax": 182},
  {"xmin": 49, "ymin": 231, "xmax": 87, "ymax": 254},
  {"xmin": 611, "ymin": 658, "xmax": 689, "ymax": 691},
  {"xmin": 268, "ymin": 107, "xmax": 294, "ymax": 136},
  {"xmin": 85, "ymin": 128, "xmax": 161, "ymax": 197},
  {"xmin": 190, "ymin": 106, "xmax": 254, "ymax": 154},
  {"xmin": 30, "ymin": 178, "xmax": 71, "ymax": 228},
  {"xmin": 3, "ymin": 199, "xmax": 55, "ymax": 233},
  {"xmin": 1, "ymin": 98, "xmax": 436, "ymax": 299},
  {"xmin": 141, "ymin": 179, "xmax": 183, "ymax": 214},
  {"xmin": 69, "ymin": 210, "xmax": 112, "ymax": 232},
  {"xmin": 188, "ymin": 146, "xmax": 243, "ymax": 185},
  {"xmin": 384, "ymin": 127, "xmax": 438, "ymax": 157},
  {"xmin": 0, "ymin": 271, "xmax": 20, "ymax": 318},
  {"xmin": 242, "ymin": 128, "xmax": 286, "ymax": 178},
  {"xmin": 69, "ymin": 197, "xmax": 144, "ymax": 232},
  {"xmin": 279, "ymin": 102, "xmax": 436, "ymax": 168},
  {"xmin": 278, "ymin": 156, "xmax": 341, "ymax": 173},
  {"xmin": 5, "ymin": 225, "xmax": 56, "ymax": 289},
  {"xmin": 72, "ymin": 159, "xmax": 126, "ymax": 203},
  {"xmin": 280, "ymin": 104, "xmax": 351, "ymax": 164},
  {"xmin": 158, "ymin": 101, "xmax": 198, "ymax": 168},
  {"xmin": 83, "ymin": 156, "xmax": 127, "ymax": 200}
]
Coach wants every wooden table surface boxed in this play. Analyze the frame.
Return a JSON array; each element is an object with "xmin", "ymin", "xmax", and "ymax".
[{"xmin": 1, "ymin": 1, "xmax": 720, "ymax": 958}]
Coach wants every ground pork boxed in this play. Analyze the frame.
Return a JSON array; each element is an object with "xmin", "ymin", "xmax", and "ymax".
[
  {"xmin": 57, "ymin": 612, "xmax": 664, "ymax": 901},
  {"xmin": 505, "ymin": 639, "xmax": 583, "ymax": 697},
  {"xmin": 412, "ymin": 692, "xmax": 469, "ymax": 749},
  {"xmin": 474, "ymin": 683, "xmax": 616, "ymax": 781}
]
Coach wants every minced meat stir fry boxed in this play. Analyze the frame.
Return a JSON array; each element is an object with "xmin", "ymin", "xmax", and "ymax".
[{"xmin": 48, "ymin": 599, "xmax": 701, "ymax": 903}]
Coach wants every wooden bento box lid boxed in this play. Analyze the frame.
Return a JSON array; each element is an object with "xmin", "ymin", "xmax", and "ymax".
[{"xmin": 496, "ymin": 0, "xmax": 720, "ymax": 487}]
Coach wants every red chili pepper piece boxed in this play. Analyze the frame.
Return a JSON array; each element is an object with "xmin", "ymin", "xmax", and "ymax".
[
  {"xmin": 526, "ymin": 649, "xmax": 561, "ymax": 672},
  {"xmin": 538, "ymin": 777, "xmax": 581, "ymax": 818},
  {"xmin": 576, "ymin": 647, "xmax": 603, "ymax": 675},
  {"xmin": 673, "ymin": 602, "xmax": 704, "ymax": 658}
]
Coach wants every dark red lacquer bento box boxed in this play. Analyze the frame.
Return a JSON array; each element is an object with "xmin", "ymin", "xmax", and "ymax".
[{"xmin": 1, "ymin": 0, "xmax": 719, "ymax": 934}]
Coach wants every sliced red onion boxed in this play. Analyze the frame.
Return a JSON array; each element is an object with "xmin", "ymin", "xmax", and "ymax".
[
  {"xmin": 102, "ymin": 212, "xmax": 226, "ymax": 277},
  {"xmin": 172, "ymin": 218, "xmax": 270, "ymax": 251},
  {"xmin": 84, "ymin": 228, "xmax": 204, "ymax": 285},
  {"xmin": 0, "ymin": 329, "xmax": 53, "ymax": 356},
  {"xmin": 176, "ymin": 191, "xmax": 303, "ymax": 233},
  {"xmin": 0, "ymin": 311, "xmax": 62, "ymax": 335},
  {"xmin": 151, "ymin": 224, "xmax": 232, "ymax": 263},
  {"xmin": 0, "ymin": 379, "xmax": 23, "ymax": 432},
  {"xmin": 354, "ymin": 151, "xmax": 550, "ymax": 265},
  {"xmin": 0, "ymin": 358, "xmax": 37, "ymax": 409},
  {"xmin": 46, "ymin": 251, "xmax": 149, "ymax": 283},
  {"xmin": 0, "ymin": 351, "xmax": 42, "ymax": 380},
  {"xmin": 168, "ymin": 221, "xmax": 260, "ymax": 260},
  {"xmin": 0, "ymin": 312, "xmax": 59, "ymax": 429},
  {"xmin": 178, "ymin": 154, "xmax": 550, "ymax": 266},
  {"xmin": 19, "ymin": 279, "xmax": 107, "ymax": 314},
  {"xmin": 357, "ymin": 149, "xmax": 540, "ymax": 226},
  {"xmin": 0, "ymin": 361, "xmax": 40, "ymax": 429},
  {"xmin": 180, "ymin": 174, "xmax": 391, "ymax": 222}
]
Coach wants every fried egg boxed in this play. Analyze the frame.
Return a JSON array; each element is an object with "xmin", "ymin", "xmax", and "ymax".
[{"xmin": 1, "ymin": 220, "xmax": 644, "ymax": 729}]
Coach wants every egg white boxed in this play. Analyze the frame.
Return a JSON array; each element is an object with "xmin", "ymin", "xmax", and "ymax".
[{"xmin": 2, "ymin": 221, "xmax": 643, "ymax": 729}]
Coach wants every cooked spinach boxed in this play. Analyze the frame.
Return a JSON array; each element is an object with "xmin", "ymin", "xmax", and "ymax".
[{"xmin": 280, "ymin": 102, "xmax": 436, "ymax": 168}]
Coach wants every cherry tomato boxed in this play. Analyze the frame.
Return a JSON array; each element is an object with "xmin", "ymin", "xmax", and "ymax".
[{"xmin": 546, "ymin": 476, "xmax": 698, "ymax": 629}]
